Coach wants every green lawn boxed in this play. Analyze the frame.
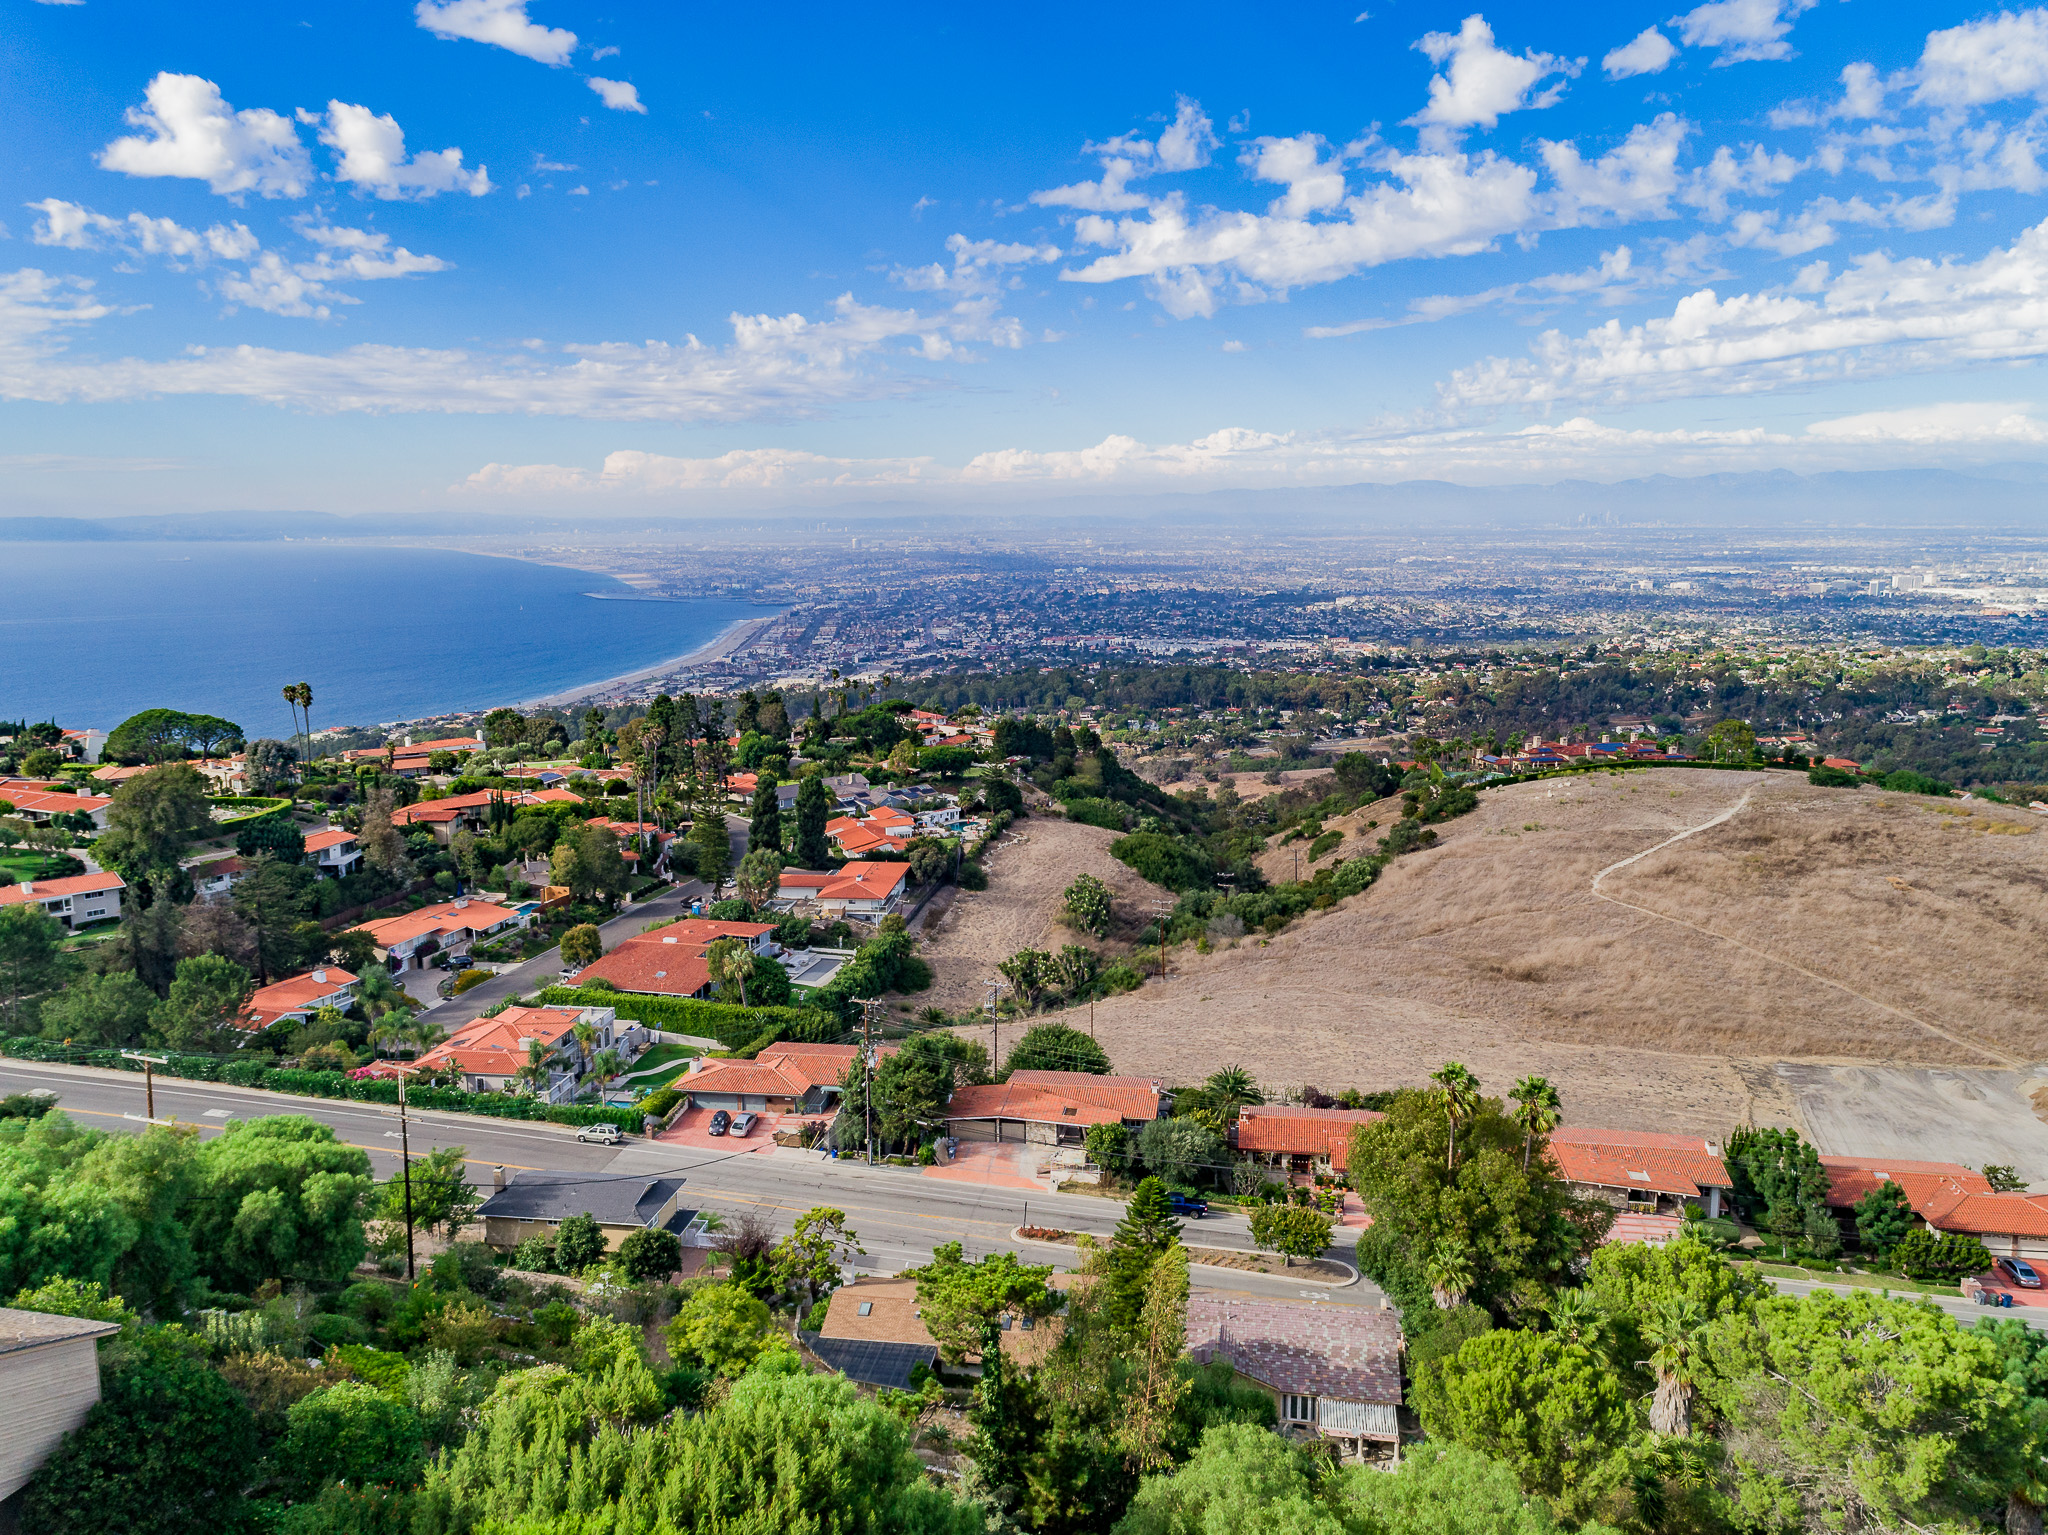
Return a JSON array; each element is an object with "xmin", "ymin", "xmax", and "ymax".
[
  {"xmin": 618, "ymin": 1042, "xmax": 699, "ymax": 1088},
  {"xmin": 0, "ymin": 851, "xmax": 75, "ymax": 880},
  {"xmin": 1742, "ymin": 1260, "xmax": 1960, "ymax": 1296}
]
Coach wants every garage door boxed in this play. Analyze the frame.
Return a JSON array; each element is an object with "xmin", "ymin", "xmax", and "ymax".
[
  {"xmin": 997, "ymin": 1120, "xmax": 1030, "ymax": 1143},
  {"xmin": 951, "ymin": 1118, "xmax": 996, "ymax": 1142}
]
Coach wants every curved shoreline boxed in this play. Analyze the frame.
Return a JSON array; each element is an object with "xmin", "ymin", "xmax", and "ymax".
[{"xmin": 512, "ymin": 612, "xmax": 784, "ymax": 709}]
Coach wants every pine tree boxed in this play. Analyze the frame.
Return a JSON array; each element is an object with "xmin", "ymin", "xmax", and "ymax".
[
  {"xmin": 692, "ymin": 813, "xmax": 732, "ymax": 895},
  {"xmin": 748, "ymin": 779, "xmax": 784, "ymax": 857},
  {"xmin": 795, "ymin": 775, "xmax": 833, "ymax": 868}
]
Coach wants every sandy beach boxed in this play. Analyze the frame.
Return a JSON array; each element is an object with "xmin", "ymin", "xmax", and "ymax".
[{"xmin": 515, "ymin": 612, "xmax": 782, "ymax": 708}]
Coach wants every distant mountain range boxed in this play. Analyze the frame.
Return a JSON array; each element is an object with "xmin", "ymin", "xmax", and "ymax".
[{"xmin": 4, "ymin": 466, "xmax": 2043, "ymax": 540}]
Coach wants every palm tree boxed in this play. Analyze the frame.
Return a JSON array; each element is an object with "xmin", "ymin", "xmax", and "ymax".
[
  {"xmin": 368, "ymin": 1016, "xmax": 408, "ymax": 1060},
  {"xmin": 1509, "ymin": 1075, "xmax": 1562, "ymax": 1171},
  {"xmin": 1204, "ymin": 1064, "xmax": 1264, "ymax": 1120},
  {"xmin": 1424, "ymin": 1238, "xmax": 1474, "ymax": 1309},
  {"xmin": 407, "ymin": 1019, "xmax": 446, "ymax": 1059},
  {"xmin": 1640, "ymin": 1296, "xmax": 1707, "ymax": 1436},
  {"xmin": 572, "ymin": 1019, "xmax": 598, "ymax": 1069},
  {"xmin": 296, "ymin": 683, "xmax": 315, "ymax": 765},
  {"xmin": 1546, "ymin": 1286, "xmax": 1605, "ymax": 1348},
  {"xmin": 281, "ymin": 684, "xmax": 303, "ymax": 764},
  {"xmin": 1430, "ymin": 1061, "xmax": 1482, "ymax": 1171},
  {"xmin": 706, "ymin": 938, "xmax": 751, "ymax": 1007},
  {"xmin": 589, "ymin": 1048, "xmax": 623, "ymax": 1097},
  {"xmin": 518, "ymin": 1038, "xmax": 553, "ymax": 1097}
]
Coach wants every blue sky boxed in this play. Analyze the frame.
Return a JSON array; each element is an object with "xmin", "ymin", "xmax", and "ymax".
[{"xmin": 6, "ymin": 0, "xmax": 2048, "ymax": 514}]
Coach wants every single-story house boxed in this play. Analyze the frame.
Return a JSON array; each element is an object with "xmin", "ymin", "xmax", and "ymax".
[
  {"xmin": 304, "ymin": 827, "xmax": 364, "ymax": 879},
  {"xmin": 1548, "ymin": 1127, "xmax": 1733, "ymax": 1221},
  {"xmin": 89, "ymin": 763, "xmax": 154, "ymax": 787},
  {"xmin": 775, "ymin": 861, "xmax": 911, "ymax": 916},
  {"xmin": 0, "ymin": 872, "xmax": 126, "ymax": 931},
  {"xmin": 0, "ymin": 788, "xmax": 113, "ymax": 831},
  {"xmin": 1184, "ymin": 1296, "xmax": 1404, "ymax": 1458},
  {"xmin": 477, "ymin": 1169, "xmax": 693, "ymax": 1254},
  {"xmin": 59, "ymin": 728, "xmax": 108, "ymax": 763},
  {"xmin": 1231, "ymin": 1106, "xmax": 1385, "ymax": 1179},
  {"xmin": 1820, "ymin": 1157, "xmax": 2048, "ymax": 1261},
  {"xmin": 682, "ymin": 1041, "xmax": 890, "ymax": 1114},
  {"xmin": 356, "ymin": 897, "xmax": 526, "ymax": 972},
  {"xmin": 826, "ymin": 809, "xmax": 916, "ymax": 858},
  {"xmin": 945, "ymin": 1070, "xmax": 1168, "ymax": 1147},
  {"xmin": 240, "ymin": 967, "xmax": 360, "ymax": 1032},
  {"xmin": 571, "ymin": 917, "xmax": 777, "ymax": 999},
  {"xmin": 343, "ymin": 735, "xmax": 484, "ymax": 778},
  {"xmin": 0, "ymin": 1307, "xmax": 124, "ymax": 1505},
  {"xmin": 806, "ymin": 1272, "xmax": 1078, "ymax": 1388}
]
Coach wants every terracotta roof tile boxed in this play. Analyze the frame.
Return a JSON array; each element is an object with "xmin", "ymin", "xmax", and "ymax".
[
  {"xmin": 1233, "ymin": 1106, "xmax": 1384, "ymax": 1172},
  {"xmin": 1548, "ymin": 1127, "xmax": 1730, "ymax": 1198},
  {"xmin": 1185, "ymin": 1296, "xmax": 1402, "ymax": 1407}
]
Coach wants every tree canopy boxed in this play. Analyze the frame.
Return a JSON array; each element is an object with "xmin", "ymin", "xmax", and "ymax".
[{"xmin": 104, "ymin": 709, "xmax": 245, "ymax": 764}]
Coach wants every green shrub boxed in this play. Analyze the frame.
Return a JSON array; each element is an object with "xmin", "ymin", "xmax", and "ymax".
[
  {"xmin": 1880, "ymin": 769, "xmax": 1954, "ymax": 797},
  {"xmin": 1109, "ymin": 830, "xmax": 1212, "ymax": 891},
  {"xmin": 1807, "ymin": 765, "xmax": 1861, "ymax": 788},
  {"xmin": 1307, "ymin": 829, "xmax": 1343, "ymax": 862},
  {"xmin": 640, "ymin": 1087, "xmax": 683, "ymax": 1120},
  {"xmin": 956, "ymin": 860, "xmax": 987, "ymax": 891},
  {"xmin": 538, "ymin": 987, "xmax": 833, "ymax": 1050}
]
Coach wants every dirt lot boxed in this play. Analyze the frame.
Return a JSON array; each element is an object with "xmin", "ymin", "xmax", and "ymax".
[
  {"xmin": 1005, "ymin": 768, "xmax": 2048, "ymax": 1142},
  {"xmin": 915, "ymin": 816, "xmax": 1177, "ymax": 1014}
]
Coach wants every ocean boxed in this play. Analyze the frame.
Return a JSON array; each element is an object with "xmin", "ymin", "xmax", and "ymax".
[{"xmin": 0, "ymin": 541, "xmax": 765, "ymax": 738}]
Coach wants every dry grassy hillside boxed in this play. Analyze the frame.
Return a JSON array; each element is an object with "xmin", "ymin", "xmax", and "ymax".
[
  {"xmin": 915, "ymin": 816, "xmax": 1177, "ymax": 1014},
  {"xmin": 1058, "ymin": 768, "xmax": 2048, "ymax": 1135}
]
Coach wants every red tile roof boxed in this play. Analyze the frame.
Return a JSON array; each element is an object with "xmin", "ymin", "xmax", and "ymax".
[
  {"xmin": 357, "ymin": 898, "xmax": 522, "ymax": 949},
  {"xmin": 1820, "ymin": 1156, "xmax": 1996, "ymax": 1228},
  {"xmin": 620, "ymin": 918, "xmax": 774, "ymax": 949},
  {"xmin": 948, "ymin": 1071, "xmax": 1163, "ymax": 1125},
  {"xmin": 1924, "ymin": 1192, "xmax": 2048, "ymax": 1239},
  {"xmin": 778, "ymin": 862, "xmax": 910, "ymax": 903},
  {"xmin": 304, "ymin": 829, "xmax": 357, "ymax": 853},
  {"xmin": 1185, "ymin": 1296, "xmax": 1402, "ymax": 1410},
  {"xmin": 1233, "ymin": 1106, "xmax": 1384, "ymax": 1171},
  {"xmin": 1548, "ymin": 1127, "xmax": 1731, "ymax": 1198},
  {"xmin": 1, "ymin": 789, "xmax": 112, "ymax": 817},
  {"xmin": 415, "ymin": 1006, "xmax": 584, "ymax": 1077},
  {"xmin": 0, "ymin": 871, "xmax": 125, "ymax": 908},
  {"xmin": 574, "ymin": 946, "xmax": 713, "ymax": 998},
  {"xmin": 241, "ymin": 967, "xmax": 359, "ymax": 1029}
]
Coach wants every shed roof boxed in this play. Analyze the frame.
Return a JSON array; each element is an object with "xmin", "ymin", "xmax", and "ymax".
[{"xmin": 0, "ymin": 1307, "xmax": 122, "ymax": 1357}]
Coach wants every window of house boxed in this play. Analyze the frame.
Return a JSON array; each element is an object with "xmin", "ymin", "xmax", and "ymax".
[
  {"xmin": 1000, "ymin": 1315, "xmax": 1013, "ymax": 1330},
  {"xmin": 1283, "ymin": 1395, "xmax": 1316, "ymax": 1424},
  {"xmin": 1020, "ymin": 1316, "xmax": 1034, "ymax": 1330},
  {"xmin": 857, "ymin": 1302, "xmax": 873, "ymax": 1316}
]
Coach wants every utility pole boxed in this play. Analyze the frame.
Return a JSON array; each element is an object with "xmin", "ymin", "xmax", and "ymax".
[
  {"xmin": 1149, "ymin": 899, "xmax": 1174, "ymax": 980},
  {"xmin": 399, "ymin": 1074, "xmax": 416, "ymax": 1281},
  {"xmin": 984, "ymin": 979, "xmax": 1005, "ymax": 1070},
  {"xmin": 120, "ymin": 1051, "xmax": 169, "ymax": 1122},
  {"xmin": 859, "ymin": 998, "xmax": 884, "ymax": 1165}
]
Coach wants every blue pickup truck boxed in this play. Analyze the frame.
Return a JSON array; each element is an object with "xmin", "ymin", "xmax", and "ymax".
[{"xmin": 1165, "ymin": 1193, "xmax": 1208, "ymax": 1219}]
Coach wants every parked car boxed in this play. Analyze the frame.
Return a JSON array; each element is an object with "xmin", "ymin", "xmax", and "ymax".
[
  {"xmin": 1996, "ymin": 1256, "xmax": 2043, "ymax": 1289},
  {"xmin": 730, "ymin": 1112, "xmax": 757, "ymax": 1138},
  {"xmin": 707, "ymin": 1110, "xmax": 731, "ymax": 1137},
  {"xmin": 575, "ymin": 1123, "xmax": 622, "ymax": 1145},
  {"xmin": 1165, "ymin": 1193, "xmax": 1208, "ymax": 1219},
  {"xmin": 446, "ymin": 955, "xmax": 475, "ymax": 971}
]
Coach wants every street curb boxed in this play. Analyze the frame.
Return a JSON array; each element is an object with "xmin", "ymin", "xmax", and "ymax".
[
  {"xmin": 0, "ymin": 1057, "xmax": 632, "ymax": 1142},
  {"xmin": 1006, "ymin": 1227, "xmax": 1360, "ymax": 1287}
]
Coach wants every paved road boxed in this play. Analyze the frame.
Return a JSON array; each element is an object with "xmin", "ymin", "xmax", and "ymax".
[
  {"xmin": 428, "ymin": 812, "xmax": 747, "ymax": 1027},
  {"xmin": 1, "ymin": 1059, "xmax": 1377, "ymax": 1307},
  {"xmin": 1760, "ymin": 1272, "xmax": 2047, "ymax": 1332}
]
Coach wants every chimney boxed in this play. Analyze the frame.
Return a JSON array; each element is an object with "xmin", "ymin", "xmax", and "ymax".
[
  {"xmin": 662, "ymin": 935, "xmax": 677, "ymax": 944},
  {"xmin": 454, "ymin": 898, "xmax": 468, "ymax": 910},
  {"xmin": 493, "ymin": 1165, "xmax": 507, "ymax": 1191},
  {"xmin": 18, "ymin": 882, "xmax": 29, "ymax": 895},
  {"xmin": 312, "ymin": 968, "xmax": 327, "ymax": 984}
]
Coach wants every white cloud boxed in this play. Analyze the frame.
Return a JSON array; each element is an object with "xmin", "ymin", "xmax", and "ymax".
[
  {"xmin": 1031, "ymin": 96, "xmax": 1216, "ymax": 212},
  {"xmin": 291, "ymin": 220, "xmax": 451, "ymax": 280},
  {"xmin": 894, "ymin": 233, "xmax": 1061, "ymax": 296},
  {"xmin": 318, "ymin": 102, "xmax": 491, "ymax": 199},
  {"xmin": 463, "ymin": 447, "xmax": 937, "ymax": 495},
  {"xmin": 98, "ymin": 73, "xmax": 312, "ymax": 199},
  {"xmin": 1240, "ymin": 134, "xmax": 1349, "ymax": 218},
  {"xmin": 1604, "ymin": 27, "xmax": 1677, "ymax": 80},
  {"xmin": 1672, "ymin": 0, "xmax": 1818, "ymax": 66},
  {"xmin": 28, "ymin": 199, "xmax": 259, "ymax": 265},
  {"xmin": 1057, "ymin": 119, "xmax": 1683, "ymax": 317},
  {"xmin": 0, "ymin": 286, "xmax": 1020, "ymax": 420},
  {"xmin": 216, "ymin": 251, "xmax": 346, "ymax": 318},
  {"xmin": 587, "ymin": 78, "xmax": 646, "ymax": 113},
  {"xmin": 1803, "ymin": 399, "xmax": 2048, "ymax": 445},
  {"xmin": 1913, "ymin": 8, "xmax": 2048, "ymax": 108},
  {"xmin": 590, "ymin": 45, "xmax": 620, "ymax": 62},
  {"xmin": 1681, "ymin": 142, "xmax": 1802, "ymax": 219},
  {"xmin": 1441, "ymin": 215, "xmax": 2048, "ymax": 408},
  {"xmin": 1407, "ymin": 15, "xmax": 1582, "ymax": 133},
  {"xmin": 414, "ymin": 0, "xmax": 575, "ymax": 65}
]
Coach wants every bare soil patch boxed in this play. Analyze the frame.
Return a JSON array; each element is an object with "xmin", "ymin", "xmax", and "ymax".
[
  {"xmin": 993, "ymin": 769, "xmax": 2048, "ymax": 1139},
  {"xmin": 915, "ymin": 816, "xmax": 1176, "ymax": 1014}
]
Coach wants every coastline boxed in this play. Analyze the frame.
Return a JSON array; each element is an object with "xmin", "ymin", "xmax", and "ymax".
[{"xmin": 513, "ymin": 613, "xmax": 784, "ymax": 709}]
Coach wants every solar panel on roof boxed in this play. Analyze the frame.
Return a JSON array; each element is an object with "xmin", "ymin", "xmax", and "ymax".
[{"xmin": 803, "ymin": 1334, "xmax": 938, "ymax": 1391}]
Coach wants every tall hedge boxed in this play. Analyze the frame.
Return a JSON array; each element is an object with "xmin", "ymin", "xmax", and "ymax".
[{"xmin": 536, "ymin": 988, "xmax": 837, "ymax": 1050}]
